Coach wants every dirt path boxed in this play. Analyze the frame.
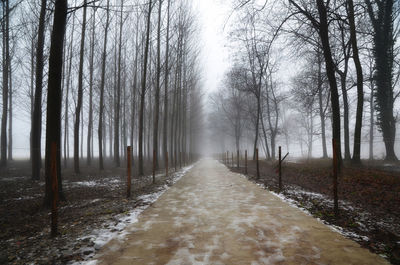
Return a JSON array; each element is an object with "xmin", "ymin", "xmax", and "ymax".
[{"xmin": 94, "ymin": 159, "xmax": 388, "ymax": 265}]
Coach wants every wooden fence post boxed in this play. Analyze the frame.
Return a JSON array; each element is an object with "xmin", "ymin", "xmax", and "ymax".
[
  {"xmin": 166, "ymin": 151, "xmax": 169, "ymax": 178},
  {"xmin": 127, "ymin": 146, "xmax": 132, "ymax": 198},
  {"xmin": 256, "ymin": 148, "xmax": 260, "ymax": 179},
  {"xmin": 279, "ymin": 146, "xmax": 282, "ymax": 192},
  {"xmin": 245, "ymin": 150, "xmax": 247, "ymax": 174},
  {"xmin": 231, "ymin": 152, "xmax": 233, "ymax": 167},
  {"xmin": 153, "ymin": 149, "xmax": 156, "ymax": 184},
  {"xmin": 179, "ymin": 151, "xmax": 182, "ymax": 169},
  {"xmin": 50, "ymin": 142, "xmax": 58, "ymax": 237},
  {"xmin": 332, "ymin": 138, "xmax": 339, "ymax": 217}
]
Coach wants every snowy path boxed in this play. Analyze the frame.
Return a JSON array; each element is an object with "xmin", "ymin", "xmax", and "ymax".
[{"xmin": 94, "ymin": 159, "xmax": 387, "ymax": 265}]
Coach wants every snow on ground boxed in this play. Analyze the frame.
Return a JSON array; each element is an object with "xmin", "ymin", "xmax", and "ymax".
[
  {"xmin": 70, "ymin": 164, "xmax": 194, "ymax": 265},
  {"xmin": 0, "ymin": 176, "xmax": 30, "ymax": 182},
  {"xmin": 4, "ymin": 195, "xmax": 42, "ymax": 201},
  {"xmin": 65, "ymin": 178, "xmax": 122, "ymax": 189}
]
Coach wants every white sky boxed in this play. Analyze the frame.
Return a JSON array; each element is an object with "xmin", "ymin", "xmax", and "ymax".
[{"xmin": 193, "ymin": 0, "xmax": 231, "ymax": 96}]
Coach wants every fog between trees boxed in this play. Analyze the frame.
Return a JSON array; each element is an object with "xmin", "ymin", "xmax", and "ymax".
[
  {"xmin": 0, "ymin": 0, "xmax": 399, "ymax": 205},
  {"xmin": 209, "ymin": 0, "xmax": 400, "ymax": 163}
]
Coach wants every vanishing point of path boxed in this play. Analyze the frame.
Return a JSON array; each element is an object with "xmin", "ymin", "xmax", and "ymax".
[{"xmin": 95, "ymin": 159, "xmax": 388, "ymax": 265}]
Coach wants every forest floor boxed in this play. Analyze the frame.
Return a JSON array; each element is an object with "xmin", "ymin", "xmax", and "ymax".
[
  {"xmin": 0, "ymin": 158, "xmax": 193, "ymax": 265},
  {"xmin": 228, "ymin": 158, "xmax": 400, "ymax": 265}
]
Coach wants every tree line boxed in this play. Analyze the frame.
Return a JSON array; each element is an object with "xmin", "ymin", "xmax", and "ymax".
[
  {"xmin": 210, "ymin": 0, "xmax": 399, "ymax": 164},
  {"xmin": 0, "ymin": 0, "xmax": 204, "ymax": 205}
]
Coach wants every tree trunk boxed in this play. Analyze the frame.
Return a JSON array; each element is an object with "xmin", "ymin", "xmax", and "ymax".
[
  {"xmin": 369, "ymin": 81, "xmax": 374, "ymax": 160},
  {"xmin": 147, "ymin": 83, "xmax": 152, "ymax": 162},
  {"xmin": 260, "ymin": 114, "xmax": 270, "ymax": 159},
  {"xmin": 31, "ymin": 0, "xmax": 47, "ymax": 179},
  {"xmin": 340, "ymin": 72, "xmax": 351, "ymax": 160},
  {"xmin": 171, "ymin": 65, "xmax": 178, "ymax": 169},
  {"xmin": 163, "ymin": 0, "xmax": 171, "ymax": 167},
  {"xmin": 138, "ymin": 0, "xmax": 152, "ymax": 176},
  {"xmin": 74, "ymin": 0, "xmax": 87, "ymax": 174},
  {"xmin": 308, "ymin": 114, "xmax": 313, "ymax": 158},
  {"xmin": 30, "ymin": 36, "xmax": 35, "ymax": 162},
  {"xmin": 348, "ymin": 0, "xmax": 364, "ymax": 164},
  {"xmin": 1, "ymin": 0, "xmax": 10, "ymax": 167},
  {"xmin": 87, "ymin": 8, "xmax": 95, "ymax": 166},
  {"xmin": 253, "ymin": 96, "xmax": 260, "ymax": 160},
  {"xmin": 130, "ymin": 22, "xmax": 139, "ymax": 150},
  {"xmin": 109, "ymin": 97, "xmax": 113, "ymax": 158},
  {"xmin": 98, "ymin": 0, "xmax": 110, "ymax": 170},
  {"xmin": 64, "ymin": 14, "xmax": 75, "ymax": 169},
  {"xmin": 317, "ymin": 50, "xmax": 327, "ymax": 158},
  {"xmin": 316, "ymin": 0, "xmax": 342, "ymax": 164},
  {"xmin": 8, "ymin": 54, "xmax": 12, "ymax": 161},
  {"xmin": 113, "ymin": 0, "xmax": 124, "ymax": 167},
  {"xmin": 44, "ymin": 0, "xmax": 68, "ymax": 207},
  {"xmin": 153, "ymin": 0, "xmax": 162, "ymax": 170}
]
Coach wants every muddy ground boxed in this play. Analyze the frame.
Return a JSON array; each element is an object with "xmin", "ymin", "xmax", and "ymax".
[
  {"xmin": 0, "ymin": 158, "xmax": 190, "ymax": 265},
  {"xmin": 227, "ymin": 158, "xmax": 400, "ymax": 264}
]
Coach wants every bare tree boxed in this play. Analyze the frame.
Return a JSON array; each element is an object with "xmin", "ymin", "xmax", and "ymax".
[
  {"xmin": 98, "ymin": 0, "xmax": 110, "ymax": 170},
  {"xmin": 74, "ymin": 0, "xmax": 87, "ymax": 174},
  {"xmin": 153, "ymin": 0, "xmax": 162, "ymax": 171},
  {"xmin": 63, "ymin": 13, "xmax": 76, "ymax": 169},
  {"xmin": 44, "ymin": 0, "xmax": 68, "ymax": 206},
  {"xmin": 348, "ymin": 0, "xmax": 364, "ymax": 163},
  {"xmin": 1, "ymin": 0, "xmax": 10, "ymax": 167},
  {"xmin": 114, "ymin": 0, "xmax": 124, "ymax": 167},
  {"xmin": 288, "ymin": 0, "xmax": 342, "ymax": 164},
  {"xmin": 30, "ymin": 0, "xmax": 46, "ymax": 180},
  {"xmin": 86, "ymin": 7, "xmax": 96, "ymax": 166},
  {"xmin": 163, "ymin": 0, "xmax": 171, "ymax": 169},
  {"xmin": 138, "ymin": 0, "xmax": 152, "ymax": 176}
]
